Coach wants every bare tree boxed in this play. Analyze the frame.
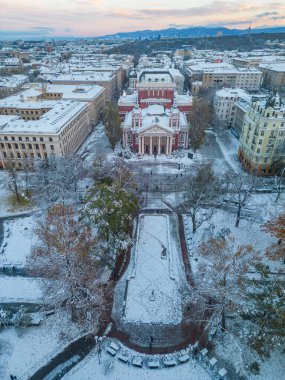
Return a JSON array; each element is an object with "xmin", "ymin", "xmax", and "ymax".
[
  {"xmin": 225, "ymin": 170, "xmax": 259, "ymax": 227},
  {"xmin": 31, "ymin": 155, "xmax": 87, "ymax": 207},
  {"xmin": 191, "ymin": 234, "xmax": 260, "ymax": 331},
  {"xmin": 262, "ymin": 211, "xmax": 285, "ymax": 263},
  {"xmin": 28, "ymin": 204, "xmax": 110, "ymax": 330},
  {"xmin": 5, "ymin": 160, "xmax": 21, "ymax": 203},
  {"xmin": 181, "ymin": 163, "xmax": 221, "ymax": 233}
]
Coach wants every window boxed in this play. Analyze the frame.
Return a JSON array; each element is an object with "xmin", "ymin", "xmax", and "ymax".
[
  {"xmin": 11, "ymin": 137, "xmax": 15, "ymax": 141},
  {"xmin": 50, "ymin": 145, "xmax": 54, "ymax": 150},
  {"xmin": 33, "ymin": 137, "xmax": 36, "ymax": 141},
  {"xmin": 40, "ymin": 137, "xmax": 43, "ymax": 141},
  {"xmin": 18, "ymin": 137, "xmax": 22, "ymax": 141},
  {"xmin": 49, "ymin": 137, "xmax": 53, "ymax": 142},
  {"xmin": 25, "ymin": 137, "xmax": 29, "ymax": 141}
]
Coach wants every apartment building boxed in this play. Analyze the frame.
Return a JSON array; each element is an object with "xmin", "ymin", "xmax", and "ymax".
[
  {"xmin": 0, "ymin": 75, "xmax": 29, "ymax": 98},
  {"xmin": 232, "ymin": 56, "xmax": 285, "ymax": 68},
  {"xmin": 214, "ymin": 88, "xmax": 250, "ymax": 128},
  {"xmin": 259, "ymin": 63, "xmax": 285, "ymax": 91},
  {"xmin": 24, "ymin": 83, "xmax": 105, "ymax": 125},
  {"xmin": 238, "ymin": 94, "xmax": 285, "ymax": 175},
  {"xmin": 0, "ymin": 94, "xmax": 90, "ymax": 169},
  {"xmin": 203, "ymin": 67, "xmax": 262, "ymax": 92},
  {"xmin": 48, "ymin": 72, "xmax": 117, "ymax": 100}
]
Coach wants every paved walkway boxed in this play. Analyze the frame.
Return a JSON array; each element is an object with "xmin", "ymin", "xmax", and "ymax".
[{"xmin": 112, "ymin": 210, "xmax": 195, "ymax": 349}]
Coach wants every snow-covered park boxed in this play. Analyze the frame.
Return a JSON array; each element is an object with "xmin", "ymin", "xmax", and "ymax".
[
  {"xmin": 0, "ymin": 311, "xmax": 81, "ymax": 380},
  {"xmin": 124, "ymin": 214, "xmax": 185, "ymax": 324},
  {"xmin": 0, "ymin": 277, "xmax": 42, "ymax": 303},
  {"xmin": 0, "ymin": 216, "xmax": 35, "ymax": 267}
]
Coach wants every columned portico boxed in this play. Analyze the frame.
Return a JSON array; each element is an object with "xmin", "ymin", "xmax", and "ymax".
[{"xmin": 138, "ymin": 133, "xmax": 174, "ymax": 155}]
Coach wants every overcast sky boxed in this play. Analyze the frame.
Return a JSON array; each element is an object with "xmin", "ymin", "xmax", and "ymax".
[{"xmin": 0, "ymin": 0, "xmax": 284, "ymax": 38}]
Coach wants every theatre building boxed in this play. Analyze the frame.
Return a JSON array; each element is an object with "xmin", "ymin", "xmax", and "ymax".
[{"xmin": 119, "ymin": 70, "xmax": 192, "ymax": 155}]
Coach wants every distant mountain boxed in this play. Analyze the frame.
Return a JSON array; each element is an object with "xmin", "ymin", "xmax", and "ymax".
[{"xmin": 96, "ymin": 26, "xmax": 285, "ymax": 40}]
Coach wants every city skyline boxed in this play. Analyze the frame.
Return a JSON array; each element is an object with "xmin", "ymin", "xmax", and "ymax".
[{"xmin": 0, "ymin": 0, "xmax": 285, "ymax": 38}]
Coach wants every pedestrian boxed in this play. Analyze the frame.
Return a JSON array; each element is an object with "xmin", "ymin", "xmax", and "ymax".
[{"xmin": 181, "ymin": 173, "xmax": 183, "ymax": 176}]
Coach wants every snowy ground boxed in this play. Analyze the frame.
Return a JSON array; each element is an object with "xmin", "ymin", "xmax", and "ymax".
[
  {"xmin": 0, "ymin": 277, "xmax": 42, "ymax": 303},
  {"xmin": 0, "ymin": 216, "xmax": 35, "ymax": 267},
  {"xmin": 185, "ymin": 195, "xmax": 282, "ymax": 275},
  {"xmin": 77, "ymin": 122, "xmax": 112, "ymax": 166},
  {"xmin": 0, "ymin": 311, "xmax": 81, "ymax": 380},
  {"xmin": 125, "ymin": 214, "xmax": 183, "ymax": 324},
  {"xmin": 63, "ymin": 343, "xmax": 212, "ymax": 380},
  {"xmin": 213, "ymin": 317, "xmax": 285, "ymax": 380}
]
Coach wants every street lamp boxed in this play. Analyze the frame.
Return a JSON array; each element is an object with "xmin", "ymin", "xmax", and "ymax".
[
  {"xmin": 275, "ymin": 167, "xmax": 285, "ymax": 203},
  {"xmin": 95, "ymin": 335, "xmax": 102, "ymax": 364}
]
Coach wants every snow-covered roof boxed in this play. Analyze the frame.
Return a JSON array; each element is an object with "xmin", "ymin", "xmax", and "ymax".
[
  {"xmin": 45, "ymin": 72, "xmax": 115, "ymax": 83},
  {"xmin": 215, "ymin": 88, "xmax": 251, "ymax": 102},
  {"xmin": 0, "ymin": 101, "xmax": 87, "ymax": 134},
  {"xmin": 259, "ymin": 63, "xmax": 285, "ymax": 72},
  {"xmin": 146, "ymin": 104, "xmax": 165, "ymax": 116}
]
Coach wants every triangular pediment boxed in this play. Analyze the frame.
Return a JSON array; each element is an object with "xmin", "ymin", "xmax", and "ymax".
[{"xmin": 141, "ymin": 124, "xmax": 172, "ymax": 134}]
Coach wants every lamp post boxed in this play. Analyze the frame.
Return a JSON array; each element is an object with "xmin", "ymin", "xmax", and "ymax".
[{"xmin": 95, "ymin": 335, "xmax": 102, "ymax": 364}]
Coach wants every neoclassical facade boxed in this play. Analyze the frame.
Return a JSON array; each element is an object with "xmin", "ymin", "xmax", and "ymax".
[{"xmin": 119, "ymin": 69, "xmax": 191, "ymax": 155}]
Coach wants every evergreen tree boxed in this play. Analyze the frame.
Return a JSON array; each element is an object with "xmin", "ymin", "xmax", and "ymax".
[
  {"xmin": 188, "ymin": 97, "xmax": 212, "ymax": 152},
  {"xmin": 103, "ymin": 102, "xmax": 122, "ymax": 151},
  {"xmin": 244, "ymin": 263, "xmax": 285, "ymax": 357},
  {"xmin": 85, "ymin": 182, "xmax": 138, "ymax": 262}
]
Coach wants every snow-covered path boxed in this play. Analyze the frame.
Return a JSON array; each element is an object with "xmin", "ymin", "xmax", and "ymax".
[
  {"xmin": 125, "ymin": 214, "xmax": 182, "ymax": 324},
  {"xmin": 0, "ymin": 277, "xmax": 43, "ymax": 303}
]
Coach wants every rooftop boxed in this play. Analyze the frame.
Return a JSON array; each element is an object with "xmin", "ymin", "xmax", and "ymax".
[{"xmin": 0, "ymin": 101, "xmax": 87, "ymax": 135}]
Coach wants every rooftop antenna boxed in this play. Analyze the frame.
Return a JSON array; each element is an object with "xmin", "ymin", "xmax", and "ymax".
[{"xmin": 248, "ymin": 21, "xmax": 252, "ymax": 42}]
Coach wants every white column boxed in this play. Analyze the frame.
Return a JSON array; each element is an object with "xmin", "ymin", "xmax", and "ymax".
[
  {"xmin": 169, "ymin": 136, "xmax": 172, "ymax": 154},
  {"xmin": 150, "ymin": 136, "xmax": 153, "ymax": 155},
  {"xmin": 166, "ymin": 136, "xmax": 169, "ymax": 154},
  {"xmin": 138, "ymin": 136, "xmax": 141, "ymax": 154},
  {"xmin": 158, "ymin": 136, "xmax": 161, "ymax": 155},
  {"xmin": 142, "ymin": 136, "xmax": 145, "ymax": 154}
]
